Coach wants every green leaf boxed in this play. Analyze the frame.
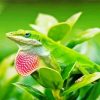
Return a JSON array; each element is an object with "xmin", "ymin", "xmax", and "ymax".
[
  {"xmin": 0, "ymin": 54, "xmax": 19, "ymax": 100},
  {"xmin": 38, "ymin": 67, "xmax": 63, "ymax": 89},
  {"xmin": 0, "ymin": 75, "xmax": 19, "ymax": 100},
  {"xmin": 55, "ymin": 12, "xmax": 82, "ymax": 44},
  {"xmin": 75, "ymin": 62, "xmax": 90, "ymax": 75},
  {"xmin": 48, "ymin": 22, "xmax": 70, "ymax": 41},
  {"xmin": 77, "ymin": 85, "xmax": 93, "ymax": 100},
  {"xmin": 30, "ymin": 13, "xmax": 58, "ymax": 34},
  {"xmin": 63, "ymin": 72, "xmax": 100, "ymax": 95},
  {"xmin": 13, "ymin": 82, "xmax": 46, "ymax": 99},
  {"xmin": 87, "ymin": 80, "xmax": 100, "ymax": 100},
  {"xmin": 66, "ymin": 28, "xmax": 100, "ymax": 48},
  {"xmin": 44, "ymin": 89, "xmax": 55, "ymax": 100},
  {"xmin": 66, "ymin": 12, "xmax": 82, "ymax": 28},
  {"xmin": 0, "ymin": 54, "xmax": 15, "ymax": 78},
  {"xmin": 61, "ymin": 62, "xmax": 76, "ymax": 80}
]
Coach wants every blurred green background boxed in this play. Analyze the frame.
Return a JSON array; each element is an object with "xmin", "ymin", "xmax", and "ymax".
[
  {"xmin": 0, "ymin": 0, "xmax": 100, "ymax": 100},
  {"xmin": 0, "ymin": 0, "xmax": 100, "ymax": 61}
]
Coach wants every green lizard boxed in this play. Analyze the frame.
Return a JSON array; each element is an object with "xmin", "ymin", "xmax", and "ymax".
[{"xmin": 6, "ymin": 29, "xmax": 100, "ymax": 79}]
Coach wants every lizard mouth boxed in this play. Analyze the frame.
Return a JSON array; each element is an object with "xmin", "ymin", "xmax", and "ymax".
[{"xmin": 6, "ymin": 32, "xmax": 42, "ymax": 46}]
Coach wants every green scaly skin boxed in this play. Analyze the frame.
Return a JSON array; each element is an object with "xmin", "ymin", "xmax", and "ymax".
[{"xmin": 6, "ymin": 30, "xmax": 100, "ymax": 78}]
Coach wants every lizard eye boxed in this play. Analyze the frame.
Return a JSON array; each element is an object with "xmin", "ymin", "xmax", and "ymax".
[{"xmin": 25, "ymin": 33, "xmax": 31, "ymax": 38}]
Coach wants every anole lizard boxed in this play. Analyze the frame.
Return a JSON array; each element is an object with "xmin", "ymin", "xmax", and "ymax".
[{"xmin": 6, "ymin": 29, "xmax": 100, "ymax": 79}]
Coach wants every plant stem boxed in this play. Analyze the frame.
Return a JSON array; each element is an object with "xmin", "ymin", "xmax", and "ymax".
[
  {"xmin": 52, "ymin": 89, "xmax": 63, "ymax": 100},
  {"xmin": 76, "ymin": 63, "xmax": 89, "ymax": 75}
]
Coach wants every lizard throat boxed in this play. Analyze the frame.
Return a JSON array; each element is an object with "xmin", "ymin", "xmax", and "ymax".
[{"xmin": 15, "ymin": 50, "xmax": 39, "ymax": 76}]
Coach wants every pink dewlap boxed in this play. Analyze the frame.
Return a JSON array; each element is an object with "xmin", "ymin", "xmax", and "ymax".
[{"xmin": 15, "ymin": 51, "xmax": 39, "ymax": 76}]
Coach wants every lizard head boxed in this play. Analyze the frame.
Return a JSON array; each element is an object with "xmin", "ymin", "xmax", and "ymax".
[
  {"xmin": 6, "ymin": 29, "xmax": 42, "ymax": 47},
  {"xmin": 6, "ymin": 29, "xmax": 43, "ymax": 76}
]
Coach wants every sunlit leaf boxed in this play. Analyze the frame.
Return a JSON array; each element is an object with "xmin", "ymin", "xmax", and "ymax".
[
  {"xmin": 38, "ymin": 67, "xmax": 63, "ymax": 89},
  {"xmin": 0, "ymin": 54, "xmax": 16, "ymax": 78},
  {"xmin": 66, "ymin": 12, "xmax": 82, "ymax": 28},
  {"xmin": 30, "ymin": 12, "xmax": 82, "ymax": 42},
  {"xmin": 60, "ymin": 12, "xmax": 82, "ymax": 43},
  {"xmin": 66, "ymin": 28, "xmax": 100, "ymax": 48},
  {"xmin": 13, "ymin": 82, "xmax": 47, "ymax": 99},
  {"xmin": 30, "ymin": 13, "xmax": 58, "ymax": 34},
  {"xmin": 63, "ymin": 72, "xmax": 100, "ymax": 95}
]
